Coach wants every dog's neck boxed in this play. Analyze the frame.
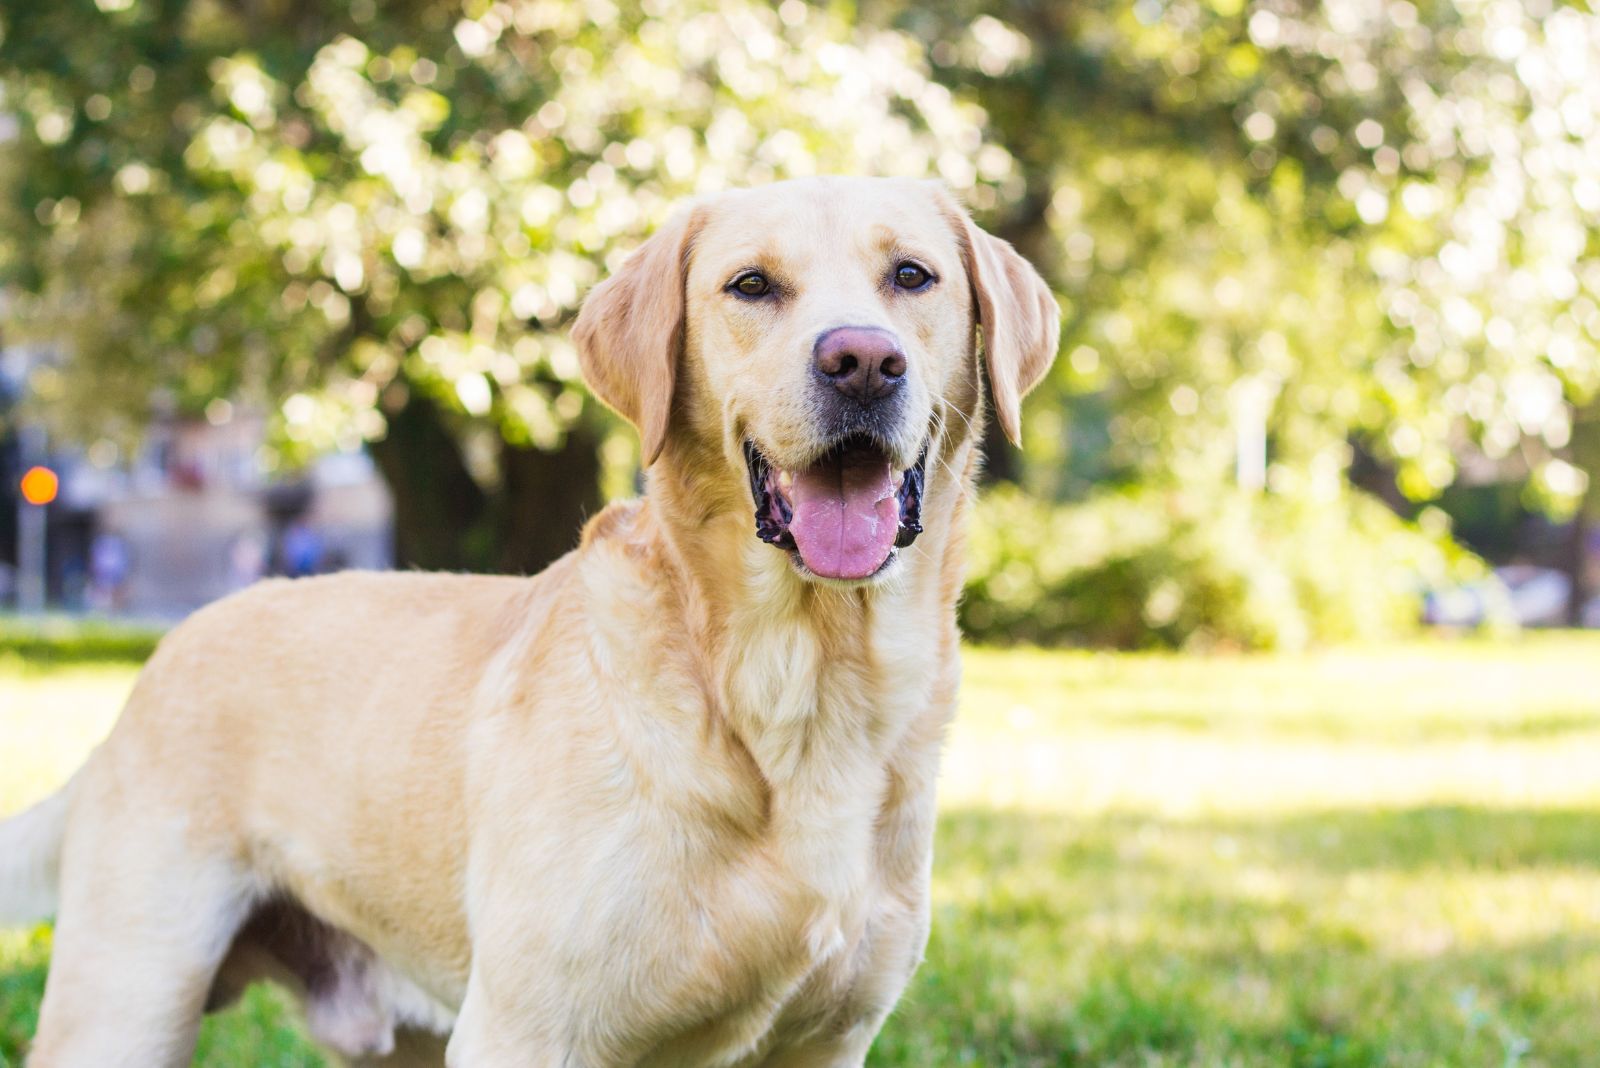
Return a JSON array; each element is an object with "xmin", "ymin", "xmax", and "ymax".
[
  {"xmin": 617, "ymin": 434, "xmax": 975, "ymax": 898},
  {"xmin": 644, "ymin": 437, "xmax": 974, "ymax": 736}
]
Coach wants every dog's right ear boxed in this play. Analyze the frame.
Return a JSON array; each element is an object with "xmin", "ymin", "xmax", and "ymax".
[
  {"xmin": 928, "ymin": 183, "xmax": 1059, "ymax": 447},
  {"xmin": 572, "ymin": 209, "xmax": 700, "ymax": 467}
]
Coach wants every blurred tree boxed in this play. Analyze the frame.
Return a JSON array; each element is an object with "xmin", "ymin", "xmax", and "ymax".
[
  {"xmin": 878, "ymin": 0, "xmax": 1600, "ymax": 634},
  {"xmin": 6, "ymin": 0, "xmax": 1600, "ymax": 641},
  {"xmin": 0, "ymin": 0, "xmax": 1004, "ymax": 572}
]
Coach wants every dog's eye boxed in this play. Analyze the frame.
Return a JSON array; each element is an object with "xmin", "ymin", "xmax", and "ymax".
[
  {"xmin": 894, "ymin": 262, "xmax": 933, "ymax": 290},
  {"xmin": 730, "ymin": 272, "xmax": 771, "ymax": 298}
]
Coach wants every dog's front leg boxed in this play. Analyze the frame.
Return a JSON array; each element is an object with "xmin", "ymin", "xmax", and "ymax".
[
  {"xmin": 757, "ymin": 1027, "xmax": 876, "ymax": 1068},
  {"xmin": 445, "ymin": 975, "xmax": 578, "ymax": 1068}
]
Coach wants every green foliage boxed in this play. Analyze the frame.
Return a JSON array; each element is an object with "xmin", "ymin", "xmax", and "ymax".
[
  {"xmin": 896, "ymin": 0, "xmax": 1600, "ymax": 513},
  {"xmin": 962, "ymin": 484, "xmax": 1480, "ymax": 650},
  {"xmin": 0, "ymin": 0, "xmax": 1002, "ymax": 461},
  {"xmin": 5, "ymin": 0, "xmax": 1600, "ymax": 641}
]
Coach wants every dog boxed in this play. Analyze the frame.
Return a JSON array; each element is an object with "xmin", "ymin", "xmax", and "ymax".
[{"xmin": 0, "ymin": 176, "xmax": 1057, "ymax": 1067}]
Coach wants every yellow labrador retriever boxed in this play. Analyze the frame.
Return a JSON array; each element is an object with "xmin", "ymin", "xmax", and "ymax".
[{"xmin": 0, "ymin": 176, "xmax": 1057, "ymax": 1067}]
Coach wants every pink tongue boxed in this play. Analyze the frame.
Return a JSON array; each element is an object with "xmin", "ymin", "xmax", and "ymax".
[{"xmin": 787, "ymin": 454, "xmax": 899, "ymax": 580}]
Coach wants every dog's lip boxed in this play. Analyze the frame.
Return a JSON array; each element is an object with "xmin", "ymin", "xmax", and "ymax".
[
  {"xmin": 745, "ymin": 434, "xmax": 928, "ymax": 565},
  {"xmin": 748, "ymin": 431, "xmax": 922, "ymax": 476}
]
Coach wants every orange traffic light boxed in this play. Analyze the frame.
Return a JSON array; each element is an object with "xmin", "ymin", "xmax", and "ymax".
[{"xmin": 19, "ymin": 465, "xmax": 59, "ymax": 506}]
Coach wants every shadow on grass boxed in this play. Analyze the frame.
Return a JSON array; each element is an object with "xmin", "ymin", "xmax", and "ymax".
[
  {"xmin": 1205, "ymin": 804, "xmax": 1600, "ymax": 873},
  {"xmin": 938, "ymin": 804, "xmax": 1600, "ymax": 876},
  {"xmin": 5, "ymin": 805, "xmax": 1600, "ymax": 1068}
]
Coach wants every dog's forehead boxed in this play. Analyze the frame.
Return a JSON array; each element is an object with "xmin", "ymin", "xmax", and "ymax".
[{"xmin": 691, "ymin": 179, "xmax": 959, "ymax": 276}]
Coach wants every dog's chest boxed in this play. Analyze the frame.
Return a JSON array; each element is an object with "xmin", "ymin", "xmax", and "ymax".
[
  {"xmin": 637, "ymin": 622, "xmax": 935, "ymax": 1063},
  {"xmin": 626, "ymin": 799, "xmax": 921, "ymax": 1068},
  {"xmin": 526, "ymin": 569, "xmax": 944, "ymax": 1065}
]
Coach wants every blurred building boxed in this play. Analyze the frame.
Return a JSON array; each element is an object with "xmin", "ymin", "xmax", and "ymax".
[{"xmin": 1, "ymin": 357, "xmax": 392, "ymax": 619}]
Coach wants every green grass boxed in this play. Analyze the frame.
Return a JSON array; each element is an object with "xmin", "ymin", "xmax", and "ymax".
[
  {"xmin": 4, "ymin": 636, "xmax": 1600, "ymax": 1066},
  {"xmin": 0, "ymin": 615, "xmax": 164, "ymax": 666}
]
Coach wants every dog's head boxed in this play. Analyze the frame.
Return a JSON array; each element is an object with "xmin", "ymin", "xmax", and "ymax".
[{"xmin": 573, "ymin": 177, "xmax": 1057, "ymax": 584}]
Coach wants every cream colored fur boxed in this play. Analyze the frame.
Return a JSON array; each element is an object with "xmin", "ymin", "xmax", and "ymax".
[
  {"xmin": 0, "ymin": 176, "xmax": 1057, "ymax": 1068},
  {"xmin": 0, "ymin": 783, "xmax": 71, "ymax": 925}
]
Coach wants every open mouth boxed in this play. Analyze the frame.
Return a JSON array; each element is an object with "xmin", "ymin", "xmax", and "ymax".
[{"xmin": 745, "ymin": 433, "xmax": 927, "ymax": 581}]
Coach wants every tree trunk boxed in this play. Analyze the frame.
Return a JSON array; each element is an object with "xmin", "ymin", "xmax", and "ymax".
[
  {"xmin": 1566, "ymin": 504, "xmax": 1592, "ymax": 627},
  {"xmin": 368, "ymin": 390, "xmax": 488, "ymax": 571},
  {"xmin": 1346, "ymin": 438, "xmax": 1413, "ymax": 517},
  {"xmin": 980, "ymin": 410, "xmax": 1019, "ymax": 483},
  {"xmin": 494, "ymin": 423, "xmax": 604, "ymax": 576},
  {"xmin": 1565, "ymin": 401, "xmax": 1600, "ymax": 626},
  {"xmin": 368, "ymin": 385, "xmax": 607, "ymax": 576},
  {"xmin": 980, "ymin": 182, "xmax": 1056, "ymax": 486}
]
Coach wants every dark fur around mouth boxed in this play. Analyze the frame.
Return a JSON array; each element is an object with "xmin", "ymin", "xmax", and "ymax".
[{"xmin": 744, "ymin": 434, "xmax": 927, "ymax": 555}]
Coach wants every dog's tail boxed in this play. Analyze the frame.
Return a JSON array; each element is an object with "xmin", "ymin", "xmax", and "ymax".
[{"xmin": 0, "ymin": 779, "xmax": 74, "ymax": 925}]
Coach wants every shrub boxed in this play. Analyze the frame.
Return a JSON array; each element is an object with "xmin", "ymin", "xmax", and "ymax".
[
  {"xmin": 0, "ymin": 616, "xmax": 165, "ymax": 664},
  {"xmin": 960, "ymin": 485, "xmax": 1483, "ymax": 650}
]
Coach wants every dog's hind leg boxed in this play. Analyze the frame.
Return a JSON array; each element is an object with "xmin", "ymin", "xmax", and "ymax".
[
  {"xmin": 27, "ymin": 779, "xmax": 254, "ymax": 1068},
  {"xmin": 347, "ymin": 1028, "xmax": 450, "ymax": 1068}
]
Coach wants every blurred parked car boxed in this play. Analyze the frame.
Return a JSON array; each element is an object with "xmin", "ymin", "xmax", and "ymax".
[{"xmin": 1424, "ymin": 565, "xmax": 1586, "ymax": 628}]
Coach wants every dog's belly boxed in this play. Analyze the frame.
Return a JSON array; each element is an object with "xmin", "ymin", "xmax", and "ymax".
[{"xmin": 209, "ymin": 897, "xmax": 458, "ymax": 1059}]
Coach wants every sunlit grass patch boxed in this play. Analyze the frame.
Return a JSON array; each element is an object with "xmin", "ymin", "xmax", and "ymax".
[
  {"xmin": 960, "ymin": 634, "xmax": 1600, "ymax": 741},
  {"xmin": 946, "ymin": 636, "xmax": 1600, "ymax": 816},
  {"xmin": 0, "ymin": 660, "xmax": 132, "ymax": 815}
]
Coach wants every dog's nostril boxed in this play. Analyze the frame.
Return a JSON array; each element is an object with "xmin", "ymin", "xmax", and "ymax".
[{"xmin": 812, "ymin": 326, "xmax": 907, "ymax": 402}]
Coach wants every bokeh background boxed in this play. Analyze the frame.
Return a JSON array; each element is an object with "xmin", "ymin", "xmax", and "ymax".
[{"xmin": 2, "ymin": 1, "xmax": 1600, "ymax": 1066}]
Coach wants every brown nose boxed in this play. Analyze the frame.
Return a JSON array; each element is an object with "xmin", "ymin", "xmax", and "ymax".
[{"xmin": 812, "ymin": 326, "xmax": 907, "ymax": 403}]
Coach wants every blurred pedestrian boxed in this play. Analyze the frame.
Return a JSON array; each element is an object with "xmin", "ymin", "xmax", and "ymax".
[
  {"xmin": 88, "ymin": 530, "xmax": 130, "ymax": 613},
  {"xmin": 281, "ymin": 520, "xmax": 324, "ymax": 579},
  {"xmin": 228, "ymin": 531, "xmax": 269, "ymax": 591}
]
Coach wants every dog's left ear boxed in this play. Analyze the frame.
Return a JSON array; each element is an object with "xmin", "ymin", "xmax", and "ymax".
[
  {"xmin": 572, "ymin": 208, "xmax": 700, "ymax": 466},
  {"xmin": 936, "ymin": 188, "xmax": 1060, "ymax": 446}
]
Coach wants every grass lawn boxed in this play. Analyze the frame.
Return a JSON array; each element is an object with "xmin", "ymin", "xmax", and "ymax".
[{"xmin": 4, "ymin": 635, "xmax": 1600, "ymax": 1066}]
